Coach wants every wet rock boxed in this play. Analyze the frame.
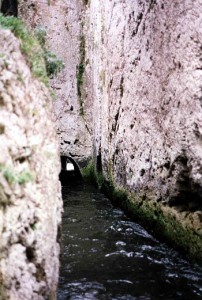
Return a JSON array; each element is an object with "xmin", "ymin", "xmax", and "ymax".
[{"xmin": 84, "ymin": 0, "xmax": 202, "ymax": 257}]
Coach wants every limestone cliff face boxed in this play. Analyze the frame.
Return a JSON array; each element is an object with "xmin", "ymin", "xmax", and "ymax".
[
  {"xmin": 84, "ymin": 0, "xmax": 202, "ymax": 256},
  {"xmin": 16, "ymin": 0, "xmax": 202, "ymax": 257},
  {"xmin": 0, "ymin": 29, "xmax": 62, "ymax": 299},
  {"xmin": 18, "ymin": 0, "xmax": 92, "ymax": 166}
]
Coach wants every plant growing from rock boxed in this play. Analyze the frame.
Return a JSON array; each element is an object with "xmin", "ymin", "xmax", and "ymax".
[
  {"xmin": 0, "ymin": 13, "xmax": 48, "ymax": 84},
  {"xmin": 0, "ymin": 164, "xmax": 34, "ymax": 185},
  {"xmin": 0, "ymin": 14, "xmax": 64, "ymax": 84},
  {"xmin": 35, "ymin": 26, "xmax": 64, "ymax": 78}
]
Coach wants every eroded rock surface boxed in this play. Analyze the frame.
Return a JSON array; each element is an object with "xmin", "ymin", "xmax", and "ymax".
[
  {"xmin": 84, "ymin": 0, "xmax": 202, "ymax": 257},
  {"xmin": 15, "ymin": 0, "xmax": 202, "ymax": 257},
  {"xmin": 0, "ymin": 29, "xmax": 62, "ymax": 299},
  {"xmin": 18, "ymin": 0, "xmax": 92, "ymax": 166}
]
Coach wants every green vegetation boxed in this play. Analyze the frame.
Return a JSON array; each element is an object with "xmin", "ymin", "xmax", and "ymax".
[
  {"xmin": 76, "ymin": 33, "xmax": 86, "ymax": 115},
  {"xmin": 0, "ymin": 14, "xmax": 48, "ymax": 85},
  {"xmin": 30, "ymin": 223, "xmax": 37, "ymax": 230},
  {"xmin": 44, "ymin": 49, "xmax": 64, "ymax": 78},
  {"xmin": 0, "ymin": 164, "xmax": 34, "ymax": 185},
  {"xmin": 82, "ymin": 160, "xmax": 202, "ymax": 261},
  {"xmin": 0, "ymin": 15, "xmax": 64, "ymax": 85},
  {"xmin": 35, "ymin": 27, "xmax": 64, "ymax": 78},
  {"xmin": 35, "ymin": 26, "xmax": 46, "ymax": 46},
  {"xmin": 81, "ymin": 160, "xmax": 104, "ymax": 188},
  {"xmin": 122, "ymin": 195, "xmax": 202, "ymax": 261},
  {"xmin": 81, "ymin": 160, "xmax": 97, "ymax": 184}
]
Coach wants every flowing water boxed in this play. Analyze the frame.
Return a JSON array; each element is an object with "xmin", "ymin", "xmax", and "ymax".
[{"xmin": 57, "ymin": 183, "xmax": 202, "ymax": 300}]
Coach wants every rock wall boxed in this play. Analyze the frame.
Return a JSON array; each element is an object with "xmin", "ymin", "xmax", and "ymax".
[
  {"xmin": 18, "ymin": 0, "xmax": 92, "ymax": 166},
  {"xmin": 0, "ymin": 28, "xmax": 62, "ymax": 299},
  {"xmin": 84, "ymin": 0, "xmax": 202, "ymax": 257},
  {"xmin": 15, "ymin": 0, "xmax": 202, "ymax": 258}
]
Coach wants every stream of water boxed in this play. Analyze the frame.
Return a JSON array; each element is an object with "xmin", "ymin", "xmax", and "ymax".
[{"xmin": 57, "ymin": 183, "xmax": 202, "ymax": 300}]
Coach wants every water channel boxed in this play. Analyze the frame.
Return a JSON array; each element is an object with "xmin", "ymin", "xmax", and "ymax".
[{"xmin": 57, "ymin": 183, "xmax": 202, "ymax": 300}]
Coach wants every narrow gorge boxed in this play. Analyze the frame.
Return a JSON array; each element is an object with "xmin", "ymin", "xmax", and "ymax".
[{"xmin": 0, "ymin": 0, "xmax": 202, "ymax": 299}]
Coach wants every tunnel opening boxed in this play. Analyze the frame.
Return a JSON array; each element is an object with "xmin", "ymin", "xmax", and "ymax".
[
  {"xmin": 59, "ymin": 156, "xmax": 83, "ymax": 185},
  {"xmin": 0, "ymin": 0, "xmax": 18, "ymax": 17}
]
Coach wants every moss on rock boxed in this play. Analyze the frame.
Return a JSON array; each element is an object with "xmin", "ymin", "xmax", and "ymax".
[
  {"xmin": 0, "ymin": 14, "xmax": 64, "ymax": 86},
  {"xmin": 0, "ymin": 13, "xmax": 49, "ymax": 85},
  {"xmin": 84, "ymin": 161, "xmax": 202, "ymax": 261}
]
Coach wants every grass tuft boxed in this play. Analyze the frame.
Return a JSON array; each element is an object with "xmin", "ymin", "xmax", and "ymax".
[
  {"xmin": 35, "ymin": 26, "xmax": 64, "ymax": 78},
  {"xmin": 0, "ymin": 164, "xmax": 34, "ymax": 185},
  {"xmin": 0, "ymin": 14, "xmax": 49, "ymax": 85},
  {"xmin": 0, "ymin": 15, "xmax": 64, "ymax": 84}
]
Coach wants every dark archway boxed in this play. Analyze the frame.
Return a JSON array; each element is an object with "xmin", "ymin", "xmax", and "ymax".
[
  {"xmin": 1, "ymin": 0, "xmax": 18, "ymax": 17},
  {"xmin": 59, "ymin": 156, "xmax": 83, "ymax": 185}
]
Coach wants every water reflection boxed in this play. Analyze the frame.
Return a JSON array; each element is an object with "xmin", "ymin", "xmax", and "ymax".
[{"xmin": 58, "ymin": 184, "xmax": 202, "ymax": 300}]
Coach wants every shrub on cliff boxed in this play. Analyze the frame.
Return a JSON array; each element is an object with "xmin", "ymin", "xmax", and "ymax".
[
  {"xmin": 35, "ymin": 26, "xmax": 64, "ymax": 78},
  {"xmin": 0, "ymin": 14, "xmax": 64, "ymax": 83},
  {"xmin": 0, "ymin": 13, "xmax": 48, "ymax": 85}
]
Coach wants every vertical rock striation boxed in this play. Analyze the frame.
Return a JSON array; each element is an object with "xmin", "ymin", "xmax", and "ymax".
[
  {"xmin": 18, "ymin": 0, "xmax": 92, "ymax": 166},
  {"xmin": 15, "ymin": 0, "xmax": 202, "ymax": 258},
  {"xmin": 84, "ymin": 0, "xmax": 202, "ymax": 258},
  {"xmin": 0, "ymin": 28, "xmax": 62, "ymax": 299}
]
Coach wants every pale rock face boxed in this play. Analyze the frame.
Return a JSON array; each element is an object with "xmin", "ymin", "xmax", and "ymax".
[
  {"xmin": 17, "ymin": 0, "xmax": 202, "ymax": 256},
  {"xmin": 84, "ymin": 0, "xmax": 202, "ymax": 243},
  {"xmin": 19, "ymin": 0, "xmax": 92, "ymax": 165},
  {"xmin": 0, "ymin": 29, "xmax": 62, "ymax": 300}
]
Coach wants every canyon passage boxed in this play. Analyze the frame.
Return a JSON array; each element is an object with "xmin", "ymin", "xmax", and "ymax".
[{"xmin": 0, "ymin": 0, "xmax": 202, "ymax": 299}]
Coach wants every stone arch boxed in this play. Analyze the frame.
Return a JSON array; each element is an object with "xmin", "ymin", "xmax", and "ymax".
[
  {"xmin": 1, "ymin": 0, "xmax": 18, "ymax": 17},
  {"xmin": 59, "ymin": 155, "xmax": 83, "ymax": 185}
]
